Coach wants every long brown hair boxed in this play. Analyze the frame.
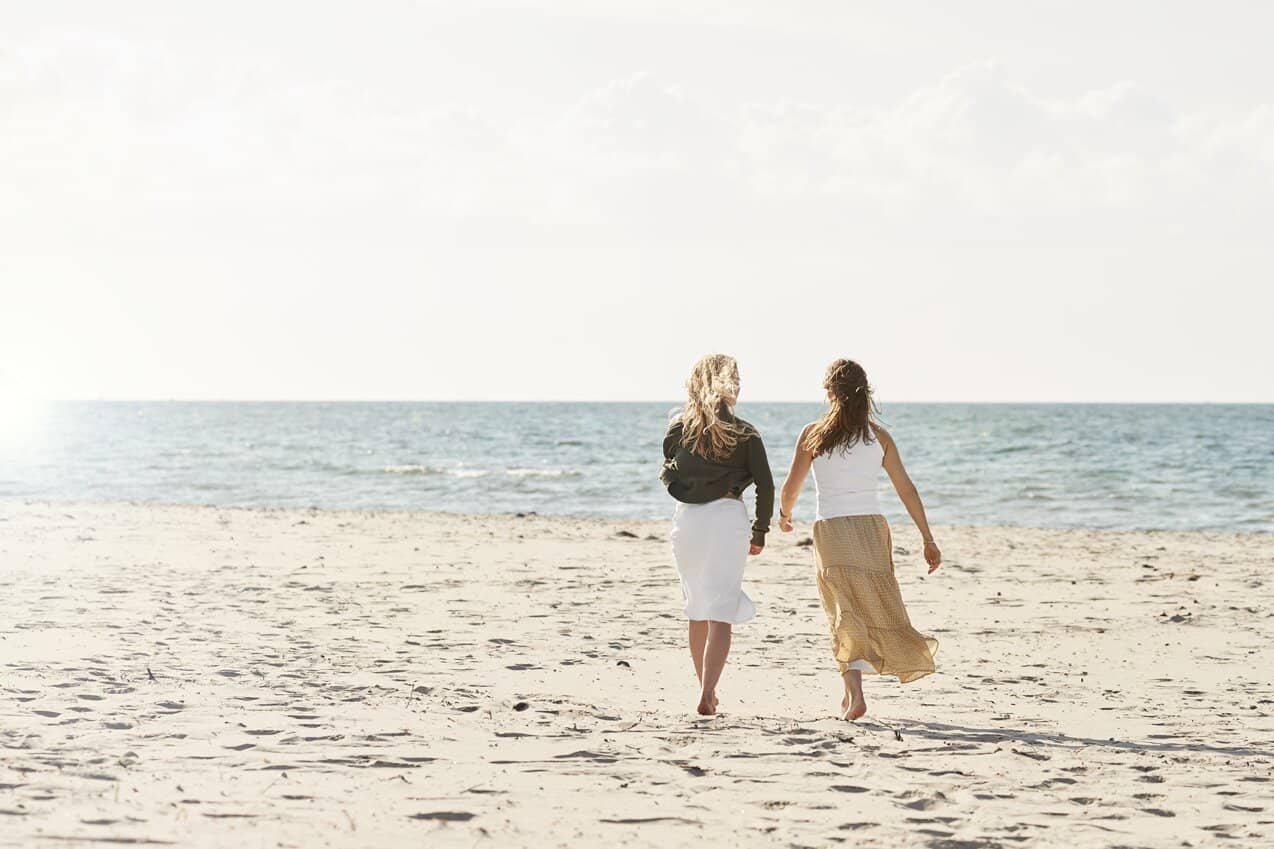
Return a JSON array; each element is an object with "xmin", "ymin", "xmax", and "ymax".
[
  {"xmin": 679, "ymin": 353, "xmax": 752, "ymax": 462},
  {"xmin": 802, "ymin": 358, "xmax": 880, "ymax": 457}
]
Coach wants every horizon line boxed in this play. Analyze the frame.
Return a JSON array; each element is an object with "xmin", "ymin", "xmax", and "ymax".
[{"xmin": 39, "ymin": 398, "xmax": 1274, "ymax": 405}]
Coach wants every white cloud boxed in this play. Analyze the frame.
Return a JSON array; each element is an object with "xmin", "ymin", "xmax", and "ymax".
[
  {"xmin": 555, "ymin": 72, "xmax": 732, "ymax": 170},
  {"xmin": 4, "ymin": 33, "xmax": 1271, "ymax": 235},
  {"xmin": 733, "ymin": 61, "xmax": 1273, "ymax": 222}
]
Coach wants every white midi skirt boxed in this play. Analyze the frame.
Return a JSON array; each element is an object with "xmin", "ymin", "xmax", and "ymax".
[{"xmin": 670, "ymin": 497, "xmax": 756, "ymax": 625}]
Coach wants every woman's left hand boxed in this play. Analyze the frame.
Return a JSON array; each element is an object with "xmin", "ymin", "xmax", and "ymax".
[
  {"xmin": 924, "ymin": 541, "xmax": 941, "ymax": 573},
  {"xmin": 778, "ymin": 516, "xmax": 794, "ymax": 533}
]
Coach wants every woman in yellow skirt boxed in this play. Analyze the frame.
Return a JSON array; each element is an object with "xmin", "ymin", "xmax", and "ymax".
[{"xmin": 778, "ymin": 359, "xmax": 940, "ymax": 721}]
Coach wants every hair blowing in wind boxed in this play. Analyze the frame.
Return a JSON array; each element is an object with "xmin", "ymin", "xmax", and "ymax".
[
  {"xmin": 803, "ymin": 359, "xmax": 881, "ymax": 457},
  {"xmin": 679, "ymin": 354, "xmax": 752, "ymax": 462}
]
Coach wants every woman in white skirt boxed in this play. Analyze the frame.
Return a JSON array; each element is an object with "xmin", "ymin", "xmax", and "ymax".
[{"xmin": 661, "ymin": 354, "xmax": 773, "ymax": 715}]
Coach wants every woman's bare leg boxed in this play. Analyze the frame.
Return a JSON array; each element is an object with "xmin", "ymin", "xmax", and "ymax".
[
  {"xmin": 842, "ymin": 669, "xmax": 867, "ymax": 721},
  {"xmin": 688, "ymin": 621, "xmax": 720, "ymax": 711},
  {"xmin": 697, "ymin": 621, "xmax": 732, "ymax": 715},
  {"xmin": 688, "ymin": 620, "xmax": 708, "ymax": 683}
]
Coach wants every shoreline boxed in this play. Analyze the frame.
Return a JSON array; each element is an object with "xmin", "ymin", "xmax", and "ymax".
[
  {"xmin": 2, "ymin": 501, "xmax": 1270, "ymax": 847},
  {"xmin": 5, "ymin": 498, "xmax": 1269, "ymax": 540}
]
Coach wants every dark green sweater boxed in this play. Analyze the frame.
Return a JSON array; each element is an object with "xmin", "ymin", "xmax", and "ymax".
[{"xmin": 660, "ymin": 415, "xmax": 775, "ymax": 547}]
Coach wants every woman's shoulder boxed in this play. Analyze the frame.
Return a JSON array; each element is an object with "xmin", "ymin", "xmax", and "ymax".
[
  {"xmin": 796, "ymin": 421, "xmax": 823, "ymax": 449},
  {"xmin": 870, "ymin": 423, "xmax": 893, "ymax": 447},
  {"xmin": 734, "ymin": 417, "xmax": 762, "ymax": 440}
]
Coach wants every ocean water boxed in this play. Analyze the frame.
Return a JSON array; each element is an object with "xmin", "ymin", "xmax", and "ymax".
[{"xmin": 1, "ymin": 402, "xmax": 1270, "ymax": 533}]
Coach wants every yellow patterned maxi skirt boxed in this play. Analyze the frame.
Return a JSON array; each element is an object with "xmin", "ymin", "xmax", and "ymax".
[{"xmin": 812, "ymin": 514, "xmax": 938, "ymax": 683}]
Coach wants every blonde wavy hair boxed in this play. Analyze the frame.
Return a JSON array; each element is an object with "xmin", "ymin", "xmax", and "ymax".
[{"xmin": 678, "ymin": 354, "xmax": 752, "ymax": 461}]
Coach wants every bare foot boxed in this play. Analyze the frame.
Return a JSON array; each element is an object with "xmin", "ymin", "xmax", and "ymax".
[
  {"xmin": 842, "ymin": 696, "xmax": 867, "ymax": 721},
  {"xmin": 697, "ymin": 690, "xmax": 718, "ymax": 715}
]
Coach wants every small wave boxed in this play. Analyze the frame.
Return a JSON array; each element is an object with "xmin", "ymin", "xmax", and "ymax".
[
  {"xmin": 382, "ymin": 465, "xmax": 490, "ymax": 478},
  {"xmin": 505, "ymin": 467, "xmax": 581, "ymax": 478}
]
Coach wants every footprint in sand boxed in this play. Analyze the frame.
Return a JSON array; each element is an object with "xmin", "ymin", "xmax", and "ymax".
[{"xmin": 897, "ymin": 791, "xmax": 948, "ymax": 811}]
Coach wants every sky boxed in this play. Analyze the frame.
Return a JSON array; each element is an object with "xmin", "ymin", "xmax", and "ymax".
[{"xmin": 2, "ymin": 1, "xmax": 1272, "ymax": 403}]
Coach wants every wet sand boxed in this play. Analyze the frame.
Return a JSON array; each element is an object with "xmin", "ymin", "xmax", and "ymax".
[{"xmin": 1, "ymin": 501, "xmax": 1271, "ymax": 847}]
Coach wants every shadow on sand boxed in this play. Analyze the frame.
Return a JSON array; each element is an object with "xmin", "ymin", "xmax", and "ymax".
[{"xmin": 857, "ymin": 717, "xmax": 1274, "ymax": 761}]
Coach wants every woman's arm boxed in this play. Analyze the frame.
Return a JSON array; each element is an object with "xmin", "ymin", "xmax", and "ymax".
[
  {"xmin": 877, "ymin": 427, "xmax": 941, "ymax": 573},
  {"xmin": 746, "ymin": 434, "xmax": 774, "ymax": 553},
  {"xmin": 659, "ymin": 421, "xmax": 682, "ymax": 485},
  {"xmin": 778, "ymin": 425, "xmax": 814, "ymax": 532}
]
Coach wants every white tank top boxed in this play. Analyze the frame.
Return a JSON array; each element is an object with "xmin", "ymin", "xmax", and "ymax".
[{"xmin": 811, "ymin": 434, "xmax": 884, "ymax": 520}]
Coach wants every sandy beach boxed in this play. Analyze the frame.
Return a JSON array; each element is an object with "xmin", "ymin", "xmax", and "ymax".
[{"xmin": 1, "ymin": 501, "xmax": 1270, "ymax": 848}]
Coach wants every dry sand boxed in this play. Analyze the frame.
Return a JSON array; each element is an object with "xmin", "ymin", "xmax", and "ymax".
[{"xmin": 1, "ymin": 501, "xmax": 1271, "ymax": 848}]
